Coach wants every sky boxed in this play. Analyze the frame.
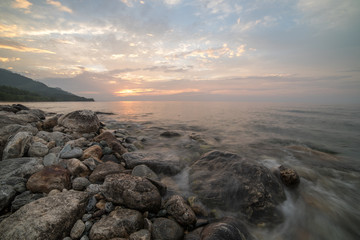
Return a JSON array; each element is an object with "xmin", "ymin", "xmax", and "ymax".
[{"xmin": 0, "ymin": 0, "xmax": 359, "ymax": 102}]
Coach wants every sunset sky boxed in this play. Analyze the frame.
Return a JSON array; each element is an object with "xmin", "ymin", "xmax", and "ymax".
[{"xmin": 0, "ymin": 0, "xmax": 359, "ymax": 102}]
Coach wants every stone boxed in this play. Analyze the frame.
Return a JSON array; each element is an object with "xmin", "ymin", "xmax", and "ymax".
[
  {"xmin": 0, "ymin": 177, "xmax": 27, "ymax": 193},
  {"xmin": 101, "ymin": 173, "xmax": 161, "ymax": 212},
  {"xmin": 132, "ymin": 164, "xmax": 159, "ymax": 181},
  {"xmin": 26, "ymin": 165, "xmax": 71, "ymax": 193},
  {"xmin": 129, "ymin": 229, "xmax": 151, "ymax": 240},
  {"xmin": 86, "ymin": 196, "xmax": 97, "ymax": 212},
  {"xmin": 43, "ymin": 115, "xmax": 59, "ymax": 131},
  {"xmin": 85, "ymin": 221, "xmax": 93, "ymax": 232},
  {"xmin": 189, "ymin": 150, "xmax": 286, "ymax": 225},
  {"xmin": 73, "ymin": 177, "xmax": 91, "ymax": 191},
  {"xmin": 184, "ymin": 227, "xmax": 202, "ymax": 240},
  {"xmin": 82, "ymin": 213, "xmax": 92, "ymax": 222},
  {"xmin": 0, "ymin": 185, "xmax": 16, "ymax": 212},
  {"xmin": 0, "ymin": 157, "xmax": 43, "ymax": 180},
  {"xmin": 123, "ymin": 152, "xmax": 184, "ymax": 175},
  {"xmin": 58, "ymin": 110, "xmax": 100, "ymax": 133},
  {"xmin": 164, "ymin": 195, "xmax": 197, "ymax": 227},
  {"xmin": 279, "ymin": 165, "xmax": 300, "ymax": 188},
  {"xmin": 11, "ymin": 191, "xmax": 44, "ymax": 212},
  {"xmin": 105, "ymin": 202, "xmax": 114, "ymax": 213},
  {"xmin": 67, "ymin": 158, "xmax": 90, "ymax": 177},
  {"xmin": 101, "ymin": 154, "xmax": 121, "ymax": 164},
  {"xmin": 86, "ymin": 184, "xmax": 101, "ymax": 195},
  {"xmin": 95, "ymin": 199, "xmax": 106, "ymax": 210},
  {"xmin": 200, "ymin": 217, "xmax": 255, "ymax": 240},
  {"xmin": 71, "ymin": 219, "xmax": 86, "ymax": 239},
  {"xmin": 151, "ymin": 218, "xmax": 184, "ymax": 240},
  {"xmin": 28, "ymin": 141, "xmax": 49, "ymax": 157},
  {"xmin": 89, "ymin": 208, "xmax": 144, "ymax": 240},
  {"xmin": 43, "ymin": 153, "xmax": 59, "ymax": 166},
  {"xmin": 0, "ymin": 191, "xmax": 89, "ymax": 240},
  {"xmin": 82, "ymin": 145, "xmax": 102, "ymax": 161},
  {"xmin": 89, "ymin": 162, "xmax": 124, "ymax": 183},
  {"xmin": 93, "ymin": 131, "xmax": 127, "ymax": 155},
  {"xmin": 0, "ymin": 110, "xmax": 39, "ymax": 127},
  {"xmin": 160, "ymin": 131, "xmax": 181, "ymax": 138},
  {"xmin": 83, "ymin": 158, "xmax": 97, "ymax": 171},
  {"xmin": 60, "ymin": 145, "xmax": 83, "ymax": 159},
  {"xmin": 146, "ymin": 178, "xmax": 167, "ymax": 197},
  {"xmin": 36, "ymin": 131, "xmax": 72, "ymax": 147},
  {"xmin": 2, "ymin": 131, "xmax": 32, "ymax": 160}
]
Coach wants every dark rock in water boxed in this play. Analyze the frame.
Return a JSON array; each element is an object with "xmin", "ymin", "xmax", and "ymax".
[
  {"xmin": 11, "ymin": 190, "xmax": 43, "ymax": 212},
  {"xmin": 0, "ymin": 185, "xmax": 16, "ymax": 212},
  {"xmin": 160, "ymin": 131, "xmax": 181, "ymax": 138},
  {"xmin": 2, "ymin": 131, "xmax": 32, "ymax": 160},
  {"xmin": 151, "ymin": 217, "xmax": 184, "ymax": 240},
  {"xmin": 72, "ymin": 177, "xmax": 91, "ymax": 191},
  {"xmin": 278, "ymin": 165, "xmax": 300, "ymax": 188},
  {"xmin": 93, "ymin": 131, "xmax": 127, "ymax": 155},
  {"xmin": 201, "ymin": 217, "xmax": 255, "ymax": 240},
  {"xmin": 123, "ymin": 152, "xmax": 184, "ymax": 175},
  {"xmin": 189, "ymin": 150, "xmax": 286, "ymax": 225},
  {"xmin": 26, "ymin": 165, "xmax": 71, "ymax": 193},
  {"xmin": 58, "ymin": 110, "xmax": 100, "ymax": 133},
  {"xmin": 132, "ymin": 164, "xmax": 159, "ymax": 181},
  {"xmin": 0, "ymin": 190, "xmax": 88, "ymax": 240},
  {"xmin": 0, "ymin": 157, "xmax": 43, "ymax": 180},
  {"xmin": 89, "ymin": 161, "xmax": 125, "ymax": 183},
  {"xmin": 164, "ymin": 195, "xmax": 197, "ymax": 227},
  {"xmin": 101, "ymin": 173, "xmax": 161, "ymax": 212},
  {"xmin": 89, "ymin": 208, "xmax": 144, "ymax": 240}
]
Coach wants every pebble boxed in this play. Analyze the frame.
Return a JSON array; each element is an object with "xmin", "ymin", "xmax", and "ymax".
[
  {"xmin": 80, "ymin": 235, "xmax": 89, "ymax": 240},
  {"xmin": 82, "ymin": 213, "xmax": 92, "ymax": 222},
  {"xmin": 73, "ymin": 177, "xmax": 91, "ymax": 191},
  {"xmin": 86, "ymin": 196, "xmax": 97, "ymax": 212},
  {"xmin": 83, "ymin": 158, "xmax": 97, "ymax": 171},
  {"xmin": 70, "ymin": 219, "xmax": 85, "ymax": 239},
  {"xmin": 105, "ymin": 202, "xmax": 114, "ymax": 213},
  {"xmin": 85, "ymin": 221, "xmax": 93, "ymax": 232}
]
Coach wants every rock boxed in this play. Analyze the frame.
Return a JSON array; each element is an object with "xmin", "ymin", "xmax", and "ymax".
[
  {"xmin": 43, "ymin": 115, "xmax": 59, "ymax": 131},
  {"xmin": 151, "ymin": 218, "xmax": 184, "ymax": 240},
  {"xmin": 0, "ymin": 157, "xmax": 43, "ymax": 180},
  {"xmin": 82, "ymin": 145, "xmax": 102, "ymax": 161},
  {"xmin": 164, "ymin": 195, "xmax": 197, "ymax": 227},
  {"xmin": 95, "ymin": 199, "xmax": 106, "ymax": 210},
  {"xmin": 0, "ymin": 110, "xmax": 40, "ymax": 127},
  {"xmin": 83, "ymin": 158, "xmax": 97, "ymax": 171},
  {"xmin": 189, "ymin": 150, "xmax": 286, "ymax": 225},
  {"xmin": 105, "ymin": 202, "xmax": 114, "ymax": 213},
  {"xmin": 28, "ymin": 141, "xmax": 49, "ymax": 157},
  {"xmin": 89, "ymin": 208, "xmax": 144, "ymax": 240},
  {"xmin": 101, "ymin": 154, "xmax": 121, "ymax": 164},
  {"xmin": 0, "ymin": 190, "xmax": 89, "ymax": 240},
  {"xmin": 26, "ymin": 165, "xmax": 71, "ymax": 193},
  {"xmin": 89, "ymin": 162, "xmax": 124, "ymax": 183},
  {"xmin": 71, "ymin": 219, "xmax": 86, "ymax": 239},
  {"xmin": 129, "ymin": 229, "xmax": 151, "ymax": 240},
  {"xmin": 200, "ymin": 217, "xmax": 254, "ymax": 240},
  {"xmin": 184, "ymin": 227, "xmax": 202, "ymax": 240},
  {"xmin": 0, "ymin": 177, "xmax": 27, "ymax": 193},
  {"xmin": 0, "ymin": 185, "xmax": 16, "ymax": 212},
  {"xmin": 67, "ymin": 158, "xmax": 90, "ymax": 177},
  {"xmin": 73, "ymin": 177, "xmax": 91, "ymax": 191},
  {"xmin": 160, "ymin": 131, "xmax": 181, "ymax": 138},
  {"xmin": 86, "ymin": 196, "xmax": 97, "ymax": 212},
  {"xmin": 146, "ymin": 178, "xmax": 167, "ymax": 197},
  {"xmin": 279, "ymin": 165, "xmax": 300, "ymax": 188},
  {"xmin": 43, "ymin": 153, "xmax": 59, "ymax": 166},
  {"xmin": 132, "ymin": 164, "xmax": 159, "ymax": 181},
  {"xmin": 101, "ymin": 173, "xmax": 161, "ymax": 212},
  {"xmin": 58, "ymin": 110, "xmax": 100, "ymax": 133},
  {"xmin": 36, "ymin": 131, "xmax": 71, "ymax": 147},
  {"xmin": 60, "ymin": 145, "xmax": 84, "ymax": 159},
  {"xmin": 86, "ymin": 184, "xmax": 101, "ymax": 195},
  {"xmin": 93, "ymin": 131, "xmax": 127, "ymax": 155},
  {"xmin": 123, "ymin": 152, "xmax": 184, "ymax": 175},
  {"xmin": 2, "ymin": 131, "xmax": 32, "ymax": 159},
  {"xmin": 82, "ymin": 213, "xmax": 92, "ymax": 222},
  {"xmin": 11, "ymin": 191, "xmax": 43, "ymax": 212}
]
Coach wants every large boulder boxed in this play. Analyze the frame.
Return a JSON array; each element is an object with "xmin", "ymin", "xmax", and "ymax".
[
  {"xmin": 89, "ymin": 161, "xmax": 125, "ymax": 183},
  {"xmin": 11, "ymin": 190, "xmax": 44, "ymax": 212},
  {"xmin": 2, "ymin": 131, "xmax": 32, "ymax": 160},
  {"xmin": 0, "ymin": 190, "xmax": 89, "ymax": 240},
  {"xmin": 0, "ymin": 110, "xmax": 40, "ymax": 127},
  {"xmin": 151, "ymin": 218, "xmax": 184, "ymax": 240},
  {"xmin": 164, "ymin": 195, "xmax": 197, "ymax": 227},
  {"xmin": 123, "ymin": 152, "xmax": 184, "ymax": 175},
  {"xmin": 58, "ymin": 110, "xmax": 100, "ymax": 133},
  {"xmin": 0, "ymin": 157, "xmax": 43, "ymax": 180},
  {"xmin": 26, "ymin": 166, "xmax": 71, "ymax": 193},
  {"xmin": 0, "ymin": 185, "xmax": 16, "ymax": 212},
  {"xmin": 189, "ymin": 150, "xmax": 286, "ymax": 224},
  {"xmin": 89, "ymin": 208, "xmax": 144, "ymax": 240},
  {"xmin": 101, "ymin": 173, "xmax": 161, "ymax": 212}
]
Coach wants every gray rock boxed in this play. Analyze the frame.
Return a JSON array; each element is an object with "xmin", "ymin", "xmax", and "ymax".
[
  {"xmin": 73, "ymin": 177, "xmax": 91, "ymax": 191},
  {"xmin": 0, "ymin": 177, "xmax": 27, "ymax": 193},
  {"xmin": 66, "ymin": 158, "xmax": 90, "ymax": 177},
  {"xmin": 28, "ymin": 141, "xmax": 49, "ymax": 157},
  {"xmin": 60, "ymin": 145, "xmax": 83, "ymax": 159},
  {"xmin": 164, "ymin": 195, "xmax": 197, "ymax": 227},
  {"xmin": 0, "ymin": 190, "xmax": 89, "ymax": 240},
  {"xmin": 101, "ymin": 173, "xmax": 161, "ymax": 212},
  {"xmin": 0, "ymin": 157, "xmax": 43, "ymax": 180},
  {"xmin": 85, "ymin": 221, "xmax": 93, "ymax": 232},
  {"xmin": 89, "ymin": 162, "xmax": 124, "ymax": 183},
  {"xmin": 58, "ymin": 110, "xmax": 100, "ymax": 133},
  {"xmin": 130, "ymin": 229, "xmax": 151, "ymax": 240},
  {"xmin": 0, "ymin": 110, "xmax": 39, "ymax": 127},
  {"xmin": 105, "ymin": 202, "xmax": 114, "ymax": 213},
  {"xmin": 2, "ymin": 131, "xmax": 32, "ymax": 160},
  {"xmin": 83, "ymin": 158, "xmax": 97, "ymax": 171},
  {"xmin": 86, "ymin": 196, "xmax": 97, "ymax": 212},
  {"xmin": 11, "ymin": 191, "xmax": 43, "ymax": 212},
  {"xmin": 70, "ymin": 219, "xmax": 86, "ymax": 239},
  {"xmin": 123, "ymin": 151, "xmax": 184, "ymax": 175},
  {"xmin": 80, "ymin": 236, "xmax": 89, "ymax": 240},
  {"xmin": 189, "ymin": 150, "xmax": 286, "ymax": 225},
  {"xmin": 160, "ymin": 131, "xmax": 181, "ymax": 138},
  {"xmin": 36, "ymin": 131, "xmax": 72, "ymax": 147},
  {"xmin": 86, "ymin": 184, "xmax": 101, "ymax": 195},
  {"xmin": 43, "ymin": 153, "xmax": 59, "ymax": 166},
  {"xmin": 0, "ymin": 185, "xmax": 16, "ymax": 212},
  {"xmin": 89, "ymin": 208, "xmax": 144, "ymax": 240},
  {"xmin": 132, "ymin": 164, "xmax": 159, "ymax": 181},
  {"xmin": 82, "ymin": 213, "xmax": 92, "ymax": 222},
  {"xmin": 151, "ymin": 218, "xmax": 184, "ymax": 240}
]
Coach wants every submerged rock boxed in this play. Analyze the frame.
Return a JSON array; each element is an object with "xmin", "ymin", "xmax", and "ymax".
[
  {"xmin": 58, "ymin": 110, "xmax": 100, "ymax": 133},
  {"xmin": 164, "ymin": 195, "xmax": 197, "ymax": 227},
  {"xmin": 278, "ymin": 165, "xmax": 300, "ymax": 188},
  {"xmin": 151, "ymin": 217, "xmax": 184, "ymax": 240}
]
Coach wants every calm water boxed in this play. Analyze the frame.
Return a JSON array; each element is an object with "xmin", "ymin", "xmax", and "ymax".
[{"xmin": 13, "ymin": 101, "xmax": 360, "ymax": 240}]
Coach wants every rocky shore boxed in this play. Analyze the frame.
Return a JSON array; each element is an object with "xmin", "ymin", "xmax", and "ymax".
[{"xmin": 0, "ymin": 104, "xmax": 300, "ymax": 240}]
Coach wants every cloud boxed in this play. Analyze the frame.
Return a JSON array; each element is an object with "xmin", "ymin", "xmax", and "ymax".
[
  {"xmin": 0, "ymin": 24, "xmax": 19, "ymax": 37},
  {"xmin": 46, "ymin": 0, "xmax": 72, "ymax": 13},
  {"xmin": 12, "ymin": 0, "xmax": 32, "ymax": 10},
  {"xmin": 0, "ymin": 41, "xmax": 55, "ymax": 54},
  {"xmin": 0, "ymin": 57, "xmax": 20, "ymax": 62}
]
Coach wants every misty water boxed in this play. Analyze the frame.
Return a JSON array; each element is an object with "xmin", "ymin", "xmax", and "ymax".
[{"xmin": 22, "ymin": 101, "xmax": 360, "ymax": 240}]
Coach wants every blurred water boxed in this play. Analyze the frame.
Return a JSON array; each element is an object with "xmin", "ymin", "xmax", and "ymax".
[{"xmin": 14, "ymin": 101, "xmax": 360, "ymax": 239}]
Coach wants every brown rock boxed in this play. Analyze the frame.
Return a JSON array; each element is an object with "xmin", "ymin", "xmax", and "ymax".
[
  {"xmin": 42, "ymin": 116, "xmax": 58, "ymax": 131},
  {"xmin": 93, "ymin": 131, "xmax": 127, "ymax": 155},
  {"xmin": 165, "ymin": 195, "xmax": 197, "ymax": 227},
  {"xmin": 89, "ymin": 161, "xmax": 125, "ymax": 183},
  {"xmin": 26, "ymin": 166, "xmax": 71, "ymax": 193},
  {"xmin": 82, "ymin": 145, "xmax": 103, "ymax": 161},
  {"xmin": 279, "ymin": 165, "xmax": 300, "ymax": 188},
  {"xmin": 66, "ymin": 158, "xmax": 90, "ymax": 177},
  {"xmin": 96, "ymin": 199, "xmax": 106, "ymax": 210}
]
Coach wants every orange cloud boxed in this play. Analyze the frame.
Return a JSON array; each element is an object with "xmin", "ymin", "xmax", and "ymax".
[
  {"xmin": 0, "ymin": 44, "xmax": 55, "ymax": 54},
  {"xmin": 0, "ymin": 57, "xmax": 20, "ymax": 62},
  {"xmin": 12, "ymin": 0, "xmax": 32, "ymax": 9},
  {"xmin": 0, "ymin": 24, "xmax": 19, "ymax": 37},
  {"xmin": 114, "ymin": 88, "xmax": 199, "ymax": 96},
  {"xmin": 46, "ymin": 0, "xmax": 73, "ymax": 13}
]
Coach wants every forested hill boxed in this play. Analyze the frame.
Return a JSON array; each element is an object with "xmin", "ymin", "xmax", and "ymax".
[{"xmin": 0, "ymin": 69, "xmax": 94, "ymax": 102}]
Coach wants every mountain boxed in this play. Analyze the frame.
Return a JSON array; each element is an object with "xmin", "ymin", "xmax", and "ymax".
[{"xmin": 0, "ymin": 69, "xmax": 94, "ymax": 102}]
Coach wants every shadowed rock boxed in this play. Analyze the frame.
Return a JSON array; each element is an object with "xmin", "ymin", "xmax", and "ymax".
[{"xmin": 58, "ymin": 110, "xmax": 100, "ymax": 133}]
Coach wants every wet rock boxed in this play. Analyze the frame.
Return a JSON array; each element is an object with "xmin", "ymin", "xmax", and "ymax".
[
  {"xmin": 0, "ymin": 190, "xmax": 89, "ymax": 240},
  {"xmin": 0, "ymin": 185, "xmax": 16, "ymax": 212},
  {"xmin": 189, "ymin": 150, "xmax": 286, "ymax": 225},
  {"xmin": 2, "ymin": 131, "xmax": 32, "ymax": 159},
  {"xmin": 82, "ymin": 145, "xmax": 103, "ymax": 161},
  {"xmin": 73, "ymin": 177, "xmax": 91, "ymax": 191},
  {"xmin": 89, "ymin": 208, "xmax": 144, "ymax": 240},
  {"xmin": 71, "ymin": 219, "xmax": 86, "ymax": 239},
  {"xmin": 11, "ymin": 191, "xmax": 43, "ymax": 212},
  {"xmin": 165, "ymin": 195, "xmax": 197, "ymax": 227},
  {"xmin": 0, "ymin": 157, "xmax": 43, "ymax": 180},
  {"xmin": 146, "ymin": 178, "xmax": 167, "ymax": 197},
  {"xmin": 58, "ymin": 110, "xmax": 100, "ymax": 133},
  {"xmin": 101, "ymin": 173, "xmax": 161, "ymax": 212},
  {"xmin": 160, "ymin": 131, "xmax": 181, "ymax": 138},
  {"xmin": 89, "ymin": 162, "xmax": 124, "ymax": 183},
  {"xmin": 151, "ymin": 217, "xmax": 184, "ymax": 240},
  {"xmin": 129, "ymin": 229, "xmax": 151, "ymax": 240},
  {"xmin": 26, "ymin": 165, "xmax": 71, "ymax": 193},
  {"xmin": 93, "ymin": 131, "xmax": 127, "ymax": 155},
  {"xmin": 132, "ymin": 164, "xmax": 159, "ymax": 181},
  {"xmin": 201, "ymin": 217, "xmax": 254, "ymax": 240},
  {"xmin": 279, "ymin": 165, "xmax": 300, "ymax": 188},
  {"xmin": 123, "ymin": 152, "xmax": 184, "ymax": 175},
  {"xmin": 28, "ymin": 141, "xmax": 49, "ymax": 157},
  {"xmin": 43, "ymin": 153, "xmax": 59, "ymax": 166},
  {"xmin": 67, "ymin": 158, "xmax": 90, "ymax": 177},
  {"xmin": 60, "ymin": 145, "xmax": 83, "ymax": 159}
]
